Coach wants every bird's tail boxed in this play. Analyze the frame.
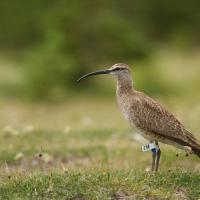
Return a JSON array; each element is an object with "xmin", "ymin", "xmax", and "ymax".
[
  {"xmin": 192, "ymin": 146, "xmax": 200, "ymax": 157},
  {"xmin": 185, "ymin": 130, "xmax": 200, "ymax": 158}
]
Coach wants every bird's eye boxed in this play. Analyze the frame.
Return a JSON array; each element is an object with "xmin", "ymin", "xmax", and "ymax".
[{"xmin": 115, "ymin": 67, "xmax": 120, "ymax": 70}]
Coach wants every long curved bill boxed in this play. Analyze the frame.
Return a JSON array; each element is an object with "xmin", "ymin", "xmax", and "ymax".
[{"xmin": 77, "ymin": 69, "xmax": 112, "ymax": 82}]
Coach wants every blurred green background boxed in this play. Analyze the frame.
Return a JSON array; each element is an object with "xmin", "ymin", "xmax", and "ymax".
[
  {"xmin": 1, "ymin": 2, "xmax": 200, "ymax": 194},
  {"xmin": 0, "ymin": 0, "xmax": 200, "ymax": 101}
]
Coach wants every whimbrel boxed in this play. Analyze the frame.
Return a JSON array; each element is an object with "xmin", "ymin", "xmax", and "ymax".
[{"xmin": 78, "ymin": 63, "xmax": 200, "ymax": 171}]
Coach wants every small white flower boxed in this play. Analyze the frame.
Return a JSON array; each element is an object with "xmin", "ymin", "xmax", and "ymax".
[
  {"xmin": 41, "ymin": 153, "xmax": 53, "ymax": 163},
  {"xmin": 145, "ymin": 167, "xmax": 151, "ymax": 172},
  {"xmin": 23, "ymin": 125, "xmax": 35, "ymax": 134},
  {"xmin": 14, "ymin": 152, "xmax": 24, "ymax": 160},
  {"xmin": 3, "ymin": 126, "xmax": 19, "ymax": 136},
  {"xmin": 82, "ymin": 116, "xmax": 92, "ymax": 126},
  {"xmin": 63, "ymin": 125, "xmax": 71, "ymax": 134}
]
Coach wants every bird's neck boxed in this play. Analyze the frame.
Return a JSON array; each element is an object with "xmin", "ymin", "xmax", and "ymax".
[{"xmin": 117, "ymin": 75, "xmax": 134, "ymax": 94}]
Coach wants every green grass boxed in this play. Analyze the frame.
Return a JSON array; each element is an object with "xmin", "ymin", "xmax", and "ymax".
[
  {"xmin": 0, "ymin": 50, "xmax": 200, "ymax": 199},
  {"xmin": 0, "ymin": 170, "xmax": 199, "ymax": 199},
  {"xmin": 0, "ymin": 98, "xmax": 200, "ymax": 199},
  {"xmin": 0, "ymin": 125, "xmax": 200, "ymax": 199}
]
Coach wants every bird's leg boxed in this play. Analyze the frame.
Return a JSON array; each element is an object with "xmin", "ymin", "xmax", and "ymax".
[
  {"xmin": 155, "ymin": 149, "xmax": 161, "ymax": 171},
  {"xmin": 151, "ymin": 141, "xmax": 156, "ymax": 171},
  {"xmin": 155, "ymin": 141, "xmax": 161, "ymax": 171},
  {"xmin": 151, "ymin": 151, "xmax": 156, "ymax": 171}
]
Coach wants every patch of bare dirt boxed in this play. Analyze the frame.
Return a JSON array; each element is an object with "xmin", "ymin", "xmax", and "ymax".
[{"xmin": 174, "ymin": 186, "xmax": 188, "ymax": 200}]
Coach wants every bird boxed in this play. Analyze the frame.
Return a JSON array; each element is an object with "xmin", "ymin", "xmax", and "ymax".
[{"xmin": 77, "ymin": 63, "xmax": 200, "ymax": 171}]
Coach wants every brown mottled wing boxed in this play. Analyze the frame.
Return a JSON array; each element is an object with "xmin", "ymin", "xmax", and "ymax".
[{"xmin": 132, "ymin": 92, "xmax": 189, "ymax": 144}]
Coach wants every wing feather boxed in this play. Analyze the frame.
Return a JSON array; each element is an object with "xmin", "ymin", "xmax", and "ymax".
[{"xmin": 131, "ymin": 92, "xmax": 188, "ymax": 143}]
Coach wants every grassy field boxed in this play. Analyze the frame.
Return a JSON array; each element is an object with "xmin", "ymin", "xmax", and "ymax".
[
  {"xmin": 0, "ymin": 50, "xmax": 200, "ymax": 199},
  {"xmin": 0, "ymin": 98, "xmax": 200, "ymax": 199}
]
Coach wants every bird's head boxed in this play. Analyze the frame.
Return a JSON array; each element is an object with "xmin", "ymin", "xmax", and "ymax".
[{"xmin": 77, "ymin": 63, "xmax": 131, "ymax": 82}]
